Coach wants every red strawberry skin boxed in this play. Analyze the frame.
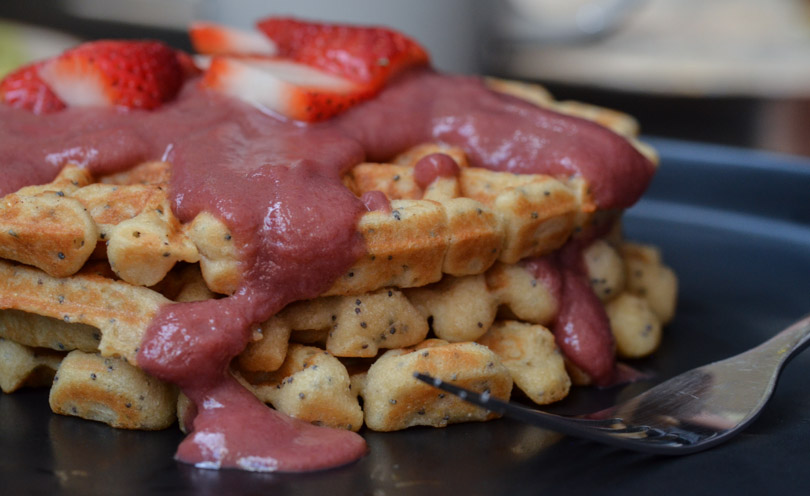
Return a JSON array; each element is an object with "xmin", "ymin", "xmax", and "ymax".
[
  {"xmin": 256, "ymin": 17, "xmax": 429, "ymax": 87},
  {"xmin": 0, "ymin": 63, "xmax": 66, "ymax": 114},
  {"xmin": 175, "ymin": 50, "xmax": 203, "ymax": 79},
  {"xmin": 201, "ymin": 56, "xmax": 374, "ymax": 123},
  {"xmin": 289, "ymin": 86, "xmax": 375, "ymax": 122},
  {"xmin": 46, "ymin": 40, "xmax": 186, "ymax": 110},
  {"xmin": 189, "ymin": 22, "xmax": 276, "ymax": 56}
]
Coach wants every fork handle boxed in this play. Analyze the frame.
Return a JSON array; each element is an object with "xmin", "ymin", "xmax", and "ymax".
[{"xmin": 754, "ymin": 314, "xmax": 810, "ymax": 366}]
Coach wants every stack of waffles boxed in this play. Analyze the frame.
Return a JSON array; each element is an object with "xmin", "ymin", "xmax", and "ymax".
[{"xmin": 0, "ymin": 78, "xmax": 676, "ymax": 434}]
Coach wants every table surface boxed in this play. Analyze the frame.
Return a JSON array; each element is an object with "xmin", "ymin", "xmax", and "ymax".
[{"xmin": 485, "ymin": 0, "xmax": 810, "ymax": 98}]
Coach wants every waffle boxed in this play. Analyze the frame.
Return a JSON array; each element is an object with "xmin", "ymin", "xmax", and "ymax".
[{"xmin": 0, "ymin": 80, "xmax": 676, "ymax": 434}]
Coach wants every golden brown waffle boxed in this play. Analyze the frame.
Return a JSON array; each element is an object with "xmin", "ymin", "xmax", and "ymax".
[{"xmin": 0, "ymin": 80, "xmax": 676, "ymax": 433}]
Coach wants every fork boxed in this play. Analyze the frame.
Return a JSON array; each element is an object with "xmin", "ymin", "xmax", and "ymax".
[{"xmin": 415, "ymin": 313, "xmax": 810, "ymax": 455}]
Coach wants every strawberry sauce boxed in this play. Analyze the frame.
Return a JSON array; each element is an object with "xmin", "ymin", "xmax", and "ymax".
[
  {"xmin": 0, "ymin": 68, "xmax": 654, "ymax": 471},
  {"xmin": 522, "ymin": 246, "xmax": 617, "ymax": 387},
  {"xmin": 412, "ymin": 153, "xmax": 461, "ymax": 189}
]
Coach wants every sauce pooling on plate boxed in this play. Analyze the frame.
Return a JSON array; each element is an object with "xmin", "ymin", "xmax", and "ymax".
[{"xmin": 0, "ymin": 68, "xmax": 654, "ymax": 471}]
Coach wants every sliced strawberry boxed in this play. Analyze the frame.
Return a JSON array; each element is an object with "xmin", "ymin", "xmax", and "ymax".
[
  {"xmin": 201, "ymin": 57, "xmax": 372, "ymax": 122},
  {"xmin": 0, "ymin": 62, "xmax": 66, "ymax": 114},
  {"xmin": 189, "ymin": 21, "xmax": 277, "ymax": 56},
  {"xmin": 38, "ymin": 40, "xmax": 185, "ymax": 110},
  {"xmin": 256, "ymin": 17, "xmax": 429, "ymax": 88},
  {"xmin": 175, "ymin": 50, "xmax": 203, "ymax": 79}
]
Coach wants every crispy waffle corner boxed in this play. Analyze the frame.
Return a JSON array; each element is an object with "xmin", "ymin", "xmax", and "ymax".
[{"xmin": 0, "ymin": 80, "xmax": 676, "ymax": 433}]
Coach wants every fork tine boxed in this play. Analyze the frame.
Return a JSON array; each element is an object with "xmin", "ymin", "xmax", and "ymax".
[
  {"xmin": 413, "ymin": 372, "xmax": 695, "ymax": 454},
  {"xmin": 413, "ymin": 372, "xmax": 624, "ymax": 440},
  {"xmin": 567, "ymin": 418, "xmax": 626, "ymax": 429},
  {"xmin": 413, "ymin": 373, "xmax": 508, "ymax": 415}
]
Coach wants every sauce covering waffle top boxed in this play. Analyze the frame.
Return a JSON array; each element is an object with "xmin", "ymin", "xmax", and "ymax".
[{"xmin": 0, "ymin": 17, "xmax": 674, "ymax": 472}]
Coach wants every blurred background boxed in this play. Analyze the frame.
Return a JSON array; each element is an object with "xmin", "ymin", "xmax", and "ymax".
[{"xmin": 2, "ymin": 0, "xmax": 810, "ymax": 157}]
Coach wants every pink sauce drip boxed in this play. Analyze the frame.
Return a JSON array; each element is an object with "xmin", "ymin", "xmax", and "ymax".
[
  {"xmin": 335, "ymin": 70, "xmax": 654, "ymax": 210},
  {"xmin": 614, "ymin": 362, "xmax": 653, "ymax": 384},
  {"xmin": 521, "ymin": 256, "xmax": 563, "ymax": 303},
  {"xmin": 360, "ymin": 190, "xmax": 391, "ymax": 213},
  {"xmin": 178, "ymin": 376, "xmax": 366, "ymax": 472},
  {"xmin": 412, "ymin": 153, "xmax": 460, "ymax": 189},
  {"xmin": 0, "ymin": 68, "xmax": 654, "ymax": 471},
  {"xmin": 522, "ymin": 242, "xmax": 616, "ymax": 386},
  {"xmin": 554, "ymin": 267, "xmax": 616, "ymax": 386}
]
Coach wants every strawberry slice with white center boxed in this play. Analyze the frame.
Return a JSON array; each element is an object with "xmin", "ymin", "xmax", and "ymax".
[
  {"xmin": 190, "ymin": 21, "xmax": 277, "ymax": 56},
  {"xmin": 189, "ymin": 19, "xmax": 430, "ymax": 121},
  {"xmin": 38, "ymin": 40, "xmax": 186, "ymax": 110},
  {"xmin": 256, "ymin": 17, "xmax": 430, "ymax": 88},
  {"xmin": 201, "ymin": 57, "xmax": 372, "ymax": 122},
  {"xmin": 0, "ymin": 62, "xmax": 66, "ymax": 114}
]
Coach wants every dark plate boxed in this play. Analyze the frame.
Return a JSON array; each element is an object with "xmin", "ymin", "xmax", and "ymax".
[{"xmin": 2, "ymin": 138, "xmax": 810, "ymax": 496}]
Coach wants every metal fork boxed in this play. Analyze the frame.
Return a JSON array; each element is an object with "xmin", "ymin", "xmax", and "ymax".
[{"xmin": 415, "ymin": 314, "xmax": 810, "ymax": 455}]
